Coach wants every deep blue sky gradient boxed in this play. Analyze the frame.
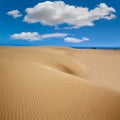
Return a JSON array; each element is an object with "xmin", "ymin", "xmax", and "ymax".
[{"xmin": 0, "ymin": 0, "xmax": 120, "ymax": 47}]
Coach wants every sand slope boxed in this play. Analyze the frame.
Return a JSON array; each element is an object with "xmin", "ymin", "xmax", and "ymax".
[{"xmin": 0, "ymin": 46, "xmax": 120, "ymax": 120}]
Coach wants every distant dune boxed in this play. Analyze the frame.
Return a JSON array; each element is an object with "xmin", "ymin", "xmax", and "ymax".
[{"xmin": 0, "ymin": 46, "xmax": 120, "ymax": 120}]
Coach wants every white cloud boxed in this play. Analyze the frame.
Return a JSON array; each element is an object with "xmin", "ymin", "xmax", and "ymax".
[
  {"xmin": 7, "ymin": 10, "xmax": 22, "ymax": 18},
  {"xmin": 64, "ymin": 37, "xmax": 90, "ymax": 43},
  {"xmin": 42, "ymin": 33, "xmax": 68, "ymax": 39},
  {"xmin": 24, "ymin": 1, "xmax": 116, "ymax": 29},
  {"xmin": 82, "ymin": 37, "xmax": 90, "ymax": 41},
  {"xmin": 10, "ymin": 32, "xmax": 89, "ymax": 44},
  {"xmin": 10, "ymin": 32, "xmax": 68, "ymax": 41},
  {"xmin": 11, "ymin": 32, "xmax": 40, "ymax": 40}
]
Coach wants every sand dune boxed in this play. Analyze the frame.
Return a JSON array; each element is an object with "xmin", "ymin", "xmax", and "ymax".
[{"xmin": 0, "ymin": 46, "xmax": 120, "ymax": 120}]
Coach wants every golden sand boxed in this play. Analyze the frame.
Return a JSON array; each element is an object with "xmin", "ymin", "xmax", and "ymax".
[{"xmin": 0, "ymin": 46, "xmax": 120, "ymax": 120}]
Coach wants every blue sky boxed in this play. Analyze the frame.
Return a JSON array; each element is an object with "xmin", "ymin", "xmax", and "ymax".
[{"xmin": 0, "ymin": 0, "xmax": 120, "ymax": 47}]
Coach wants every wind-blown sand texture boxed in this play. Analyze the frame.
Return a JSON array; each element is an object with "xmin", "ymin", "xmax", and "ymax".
[{"xmin": 0, "ymin": 46, "xmax": 120, "ymax": 120}]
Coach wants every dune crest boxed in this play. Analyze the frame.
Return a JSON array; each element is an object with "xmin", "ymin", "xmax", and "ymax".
[{"xmin": 0, "ymin": 46, "xmax": 120, "ymax": 120}]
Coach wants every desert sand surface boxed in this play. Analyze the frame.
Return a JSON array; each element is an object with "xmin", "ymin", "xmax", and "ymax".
[{"xmin": 0, "ymin": 46, "xmax": 120, "ymax": 120}]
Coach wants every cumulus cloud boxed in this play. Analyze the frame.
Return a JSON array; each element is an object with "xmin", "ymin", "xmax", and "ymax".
[
  {"xmin": 42, "ymin": 33, "xmax": 68, "ymax": 39},
  {"xmin": 10, "ymin": 32, "xmax": 68, "ymax": 41},
  {"xmin": 7, "ymin": 10, "xmax": 22, "ymax": 18},
  {"xmin": 10, "ymin": 32, "xmax": 89, "ymax": 44},
  {"xmin": 11, "ymin": 32, "xmax": 40, "ymax": 40},
  {"xmin": 24, "ymin": 1, "xmax": 116, "ymax": 29},
  {"xmin": 64, "ymin": 37, "xmax": 90, "ymax": 43}
]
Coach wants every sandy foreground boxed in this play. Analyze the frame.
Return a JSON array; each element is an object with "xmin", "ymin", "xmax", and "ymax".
[{"xmin": 0, "ymin": 46, "xmax": 120, "ymax": 120}]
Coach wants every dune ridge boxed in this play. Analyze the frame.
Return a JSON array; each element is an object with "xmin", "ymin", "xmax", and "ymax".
[{"xmin": 0, "ymin": 46, "xmax": 120, "ymax": 120}]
